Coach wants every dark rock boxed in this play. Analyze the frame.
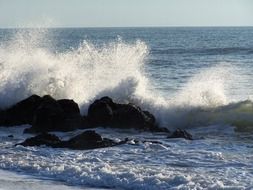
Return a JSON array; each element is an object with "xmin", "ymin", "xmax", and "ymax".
[
  {"xmin": 8, "ymin": 135, "xmax": 14, "ymax": 138},
  {"xmin": 30, "ymin": 95, "xmax": 66, "ymax": 133},
  {"xmin": 167, "ymin": 129, "xmax": 193, "ymax": 140},
  {"xmin": 88, "ymin": 99, "xmax": 113, "ymax": 126},
  {"xmin": 64, "ymin": 130, "xmax": 121, "ymax": 150},
  {"xmin": 1, "ymin": 94, "xmax": 163, "ymax": 133},
  {"xmin": 57, "ymin": 99, "xmax": 80, "ymax": 115},
  {"xmin": 111, "ymin": 104, "xmax": 155, "ymax": 129},
  {"xmin": 17, "ymin": 133, "xmax": 61, "ymax": 147},
  {"xmin": 26, "ymin": 95, "xmax": 88, "ymax": 133},
  {"xmin": 0, "ymin": 95, "xmax": 43, "ymax": 126},
  {"xmin": 87, "ymin": 97, "xmax": 156, "ymax": 131},
  {"xmin": 17, "ymin": 130, "xmax": 127, "ymax": 150}
]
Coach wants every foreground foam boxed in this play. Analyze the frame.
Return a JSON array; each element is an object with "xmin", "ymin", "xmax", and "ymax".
[{"xmin": 0, "ymin": 126, "xmax": 252, "ymax": 189}]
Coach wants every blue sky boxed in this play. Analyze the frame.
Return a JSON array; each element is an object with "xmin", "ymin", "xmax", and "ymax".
[{"xmin": 0, "ymin": 0, "xmax": 252, "ymax": 28}]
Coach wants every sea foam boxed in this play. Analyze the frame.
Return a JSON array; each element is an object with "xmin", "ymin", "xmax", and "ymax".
[{"xmin": 1, "ymin": 29, "xmax": 253, "ymax": 131}]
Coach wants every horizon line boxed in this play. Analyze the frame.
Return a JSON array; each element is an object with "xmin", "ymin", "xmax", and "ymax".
[{"xmin": 1, "ymin": 25, "xmax": 253, "ymax": 29}]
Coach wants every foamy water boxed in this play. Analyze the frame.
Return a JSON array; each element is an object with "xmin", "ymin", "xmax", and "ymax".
[{"xmin": 1, "ymin": 27, "xmax": 253, "ymax": 189}]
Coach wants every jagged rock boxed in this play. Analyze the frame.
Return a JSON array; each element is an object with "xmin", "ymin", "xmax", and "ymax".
[
  {"xmin": 0, "ymin": 95, "xmax": 88, "ymax": 133},
  {"xmin": 25, "ymin": 95, "xmax": 88, "ymax": 133},
  {"xmin": 88, "ymin": 98, "xmax": 113, "ymax": 126},
  {"xmin": 30, "ymin": 95, "xmax": 66, "ymax": 132},
  {"xmin": 17, "ymin": 130, "xmax": 127, "ymax": 150},
  {"xmin": 57, "ymin": 99, "xmax": 80, "ymax": 115},
  {"xmin": 167, "ymin": 129, "xmax": 193, "ymax": 140},
  {"xmin": 1, "ymin": 94, "xmax": 165, "ymax": 133},
  {"xmin": 0, "ymin": 95, "xmax": 43, "ymax": 126},
  {"xmin": 87, "ymin": 97, "xmax": 157, "ymax": 130}
]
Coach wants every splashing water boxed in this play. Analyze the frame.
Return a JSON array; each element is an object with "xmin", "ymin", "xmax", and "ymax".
[
  {"xmin": 0, "ymin": 29, "xmax": 148, "ymax": 111},
  {"xmin": 1, "ymin": 28, "xmax": 253, "ymax": 131}
]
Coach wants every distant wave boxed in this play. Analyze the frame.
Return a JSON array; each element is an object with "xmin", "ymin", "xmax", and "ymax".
[{"xmin": 151, "ymin": 47, "xmax": 253, "ymax": 56}]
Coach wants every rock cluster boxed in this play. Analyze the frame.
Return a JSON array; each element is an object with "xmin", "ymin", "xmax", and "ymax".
[
  {"xmin": 0, "ymin": 95, "xmax": 193, "ymax": 150},
  {"xmin": 17, "ymin": 130, "xmax": 127, "ymax": 150}
]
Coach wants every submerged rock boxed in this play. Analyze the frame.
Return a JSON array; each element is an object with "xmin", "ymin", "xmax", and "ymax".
[
  {"xmin": 167, "ymin": 129, "xmax": 193, "ymax": 140},
  {"xmin": 17, "ymin": 133, "xmax": 61, "ymax": 147},
  {"xmin": 63, "ymin": 130, "xmax": 125, "ymax": 150},
  {"xmin": 17, "ymin": 130, "xmax": 127, "ymax": 150}
]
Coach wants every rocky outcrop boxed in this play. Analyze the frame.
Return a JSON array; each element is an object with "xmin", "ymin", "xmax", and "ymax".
[
  {"xmin": 87, "ymin": 97, "xmax": 113, "ymax": 126},
  {"xmin": 25, "ymin": 95, "xmax": 87, "ymax": 133},
  {"xmin": 87, "ymin": 96, "xmax": 167, "ymax": 132},
  {"xmin": 167, "ymin": 129, "xmax": 193, "ymax": 140},
  {"xmin": 17, "ymin": 130, "xmax": 127, "ymax": 150},
  {"xmin": 0, "ymin": 95, "xmax": 43, "ymax": 126},
  {"xmin": 0, "ymin": 95, "xmax": 88, "ymax": 133},
  {"xmin": 0, "ymin": 95, "xmax": 169, "ymax": 133}
]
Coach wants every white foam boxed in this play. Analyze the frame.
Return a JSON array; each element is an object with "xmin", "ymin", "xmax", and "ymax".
[
  {"xmin": 1, "ymin": 29, "xmax": 253, "ymax": 131},
  {"xmin": 0, "ymin": 126, "xmax": 252, "ymax": 189},
  {"xmin": 0, "ymin": 29, "xmax": 148, "ymax": 111}
]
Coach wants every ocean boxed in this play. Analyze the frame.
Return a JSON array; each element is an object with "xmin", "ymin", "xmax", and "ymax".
[{"xmin": 0, "ymin": 27, "xmax": 253, "ymax": 189}]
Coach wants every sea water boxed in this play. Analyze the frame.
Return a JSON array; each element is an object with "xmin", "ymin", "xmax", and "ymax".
[{"xmin": 0, "ymin": 27, "xmax": 253, "ymax": 189}]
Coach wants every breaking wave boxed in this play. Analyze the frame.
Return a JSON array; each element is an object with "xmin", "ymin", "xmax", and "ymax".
[{"xmin": 0, "ymin": 29, "xmax": 253, "ymax": 131}]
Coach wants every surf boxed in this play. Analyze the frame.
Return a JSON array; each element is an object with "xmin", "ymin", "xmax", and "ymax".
[{"xmin": 1, "ymin": 28, "xmax": 253, "ymax": 132}]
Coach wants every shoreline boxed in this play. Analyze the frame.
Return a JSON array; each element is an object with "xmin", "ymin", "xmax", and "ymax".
[{"xmin": 0, "ymin": 169, "xmax": 110, "ymax": 190}]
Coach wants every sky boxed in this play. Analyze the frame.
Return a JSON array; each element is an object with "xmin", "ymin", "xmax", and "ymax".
[{"xmin": 0, "ymin": 0, "xmax": 253, "ymax": 28}]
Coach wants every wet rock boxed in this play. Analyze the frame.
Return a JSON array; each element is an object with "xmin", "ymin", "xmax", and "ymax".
[
  {"xmin": 87, "ymin": 97, "xmax": 157, "ymax": 131},
  {"xmin": 88, "ymin": 98, "xmax": 113, "ymax": 126},
  {"xmin": 57, "ymin": 99, "xmax": 80, "ymax": 115},
  {"xmin": 30, "ymin": 95, "xmax": 66, "ymax": 133},
  {"xmin": 0, "ymin": 95, "xmax": 43, "ymax": 126},
  {"xmin": 1, "ymin": 94, "xmax": 164, "ymax": 133},
  {"xmin": 63, "ymin": 130, "xmax": 123, "ymax": 150},
  {"xmin": 26, "ymin": 95, "xmax": 88, "ymax": 133},
  {"xmin": 17, "ymin": 133, "xmax": 61, "ymax": 147},
  {"xmin": 111, "ymin": 104, "xmax": 153, "ymax": 129},
  {"xmin": 167, "ymin": 129, "xmax": 193, "ymax": 140},
  {"xmin": 17, "ymin": 130, "xmax": 127, "ymax": 150}
]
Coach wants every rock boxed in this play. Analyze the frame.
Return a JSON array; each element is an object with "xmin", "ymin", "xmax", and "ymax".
[
  {"xmin": 167, "ymin": 129, "xmax": 193, "ymax": 140},
  {"xmin": 64, "ymin": 130, "xmax": 122, "ymax": 150},
  {"xmin": 87, "ymin": 97, "xmax": 157, "ymax": 131},
  {"xmin": 57, "ymin": 99, "xmax": 80, "ymax": 115},
  {"xmin": 26, "ymin": 95, "xmax": 88, "ymax": 133},
  {"xmin": 0, "ymin": 95, "xmax": 43, "ymax": 126},
  {"xmin": 17, "ymin": 133, "xmax": 61, "ymax": 147},
  {"xmin": 111, "ymin": 104, "xmax": 155, "ymax": 129},
  {"xmin": 1, "ymin": 94, "xmax": 163, "ymax": 133},
  {"xmin": 30, "ymin": 95, "xmax": 66, "ymax": 133},
  {"xmin": 17, "ymin": 130, "xmax": 127, "ymax": 150},
  {"xmin": 88, "ymin": 99, "xmax": 113, "ymax": 126}
]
